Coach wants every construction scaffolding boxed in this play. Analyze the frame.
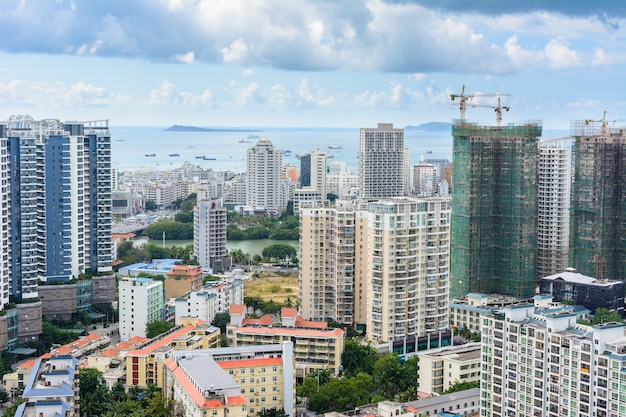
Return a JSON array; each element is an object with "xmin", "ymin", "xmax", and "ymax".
[
  {"xmin": 450, "ymin": 121, "xmax": 542, "ymax": 298},
  {"xmin": 569, "ymin": 119, "xmax": 626, "ymax": 281}
]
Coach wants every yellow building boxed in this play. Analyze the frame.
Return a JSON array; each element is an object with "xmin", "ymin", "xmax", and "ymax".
[
  {"xmin": 163, "ymin": 342, "xmax": 295, "ymax": 417},
  {"xmin": 126, "ymin": 319, "xmax": 220, "ymax": 388},
  {"xmin": 164, "ymin": 264, "xmax": 203, "ymax": 299},
  {"xmin": 228, "ymin": 305, "xmax": 345, "ymax": 379},
  {"xmin": 416, "ymin": 342, "xmax": 481, "ymax": 395}
]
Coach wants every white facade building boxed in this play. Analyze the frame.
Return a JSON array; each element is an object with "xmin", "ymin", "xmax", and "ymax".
[
  {"xmin": 537, "ymin": 137, "xmax": 572, "ymax": 277},
  {"xmin": 194, "ymin": 195, "xmax": 227, "ymax": 271},
  {"xmin": 326, "ymin": 160, "xmax": 359, "ymax": 198},
  {"xmin": 480, "ymin": 303, "xmax": 626, "ymax": 417},
  {"xmin": 358, "ymin": 123, "xmax": 409, "ymax": 199},
  {"xmin": 119, "ymin": 278, "xmax": 164, "ymax": 340},
  {"xmin": 174, "ymin": 290, "xmax": 218, "ymax": 325},
  {"xmin": 413, "ymin": 163, "xmax": 436, "ymax": 197},
  {"xmin": 246, "ymin": 137, "xmax": 285, "ymax": 215}
]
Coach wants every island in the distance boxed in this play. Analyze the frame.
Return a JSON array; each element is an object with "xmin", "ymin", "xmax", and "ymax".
[
  {"xmin": 164, "ymin": 125, "xmax": 263, "ymax": 133},
  {"xmin": 405, "ymin": 122, "xmax": 452, "ymax": 131}
]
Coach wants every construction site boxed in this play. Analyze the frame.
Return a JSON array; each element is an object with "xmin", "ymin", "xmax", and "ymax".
[
  {"xmin": 450, "ymin": 121, "xmax": 542, "ymax": 299},
  {"xmin": 569, "ymin": 117, "xmax": 626, "ymax": 281}
]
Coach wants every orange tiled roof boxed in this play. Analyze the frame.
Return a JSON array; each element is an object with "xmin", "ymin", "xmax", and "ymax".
[
  {"xmin": 226, "ymin": 396, "xmax": 247, "ymax": 405},
  {"xmin": 236, "ymin": 326, "xmax": 343, "ymax": 338},
  {"xmin": 281, "ymin": 307, "xmax": 297, "ymax": 318},
  {"xmin": 241, "ymin": 314, "xmax": 273, "ymax": 326},
  {"xmin": 100, "ymin": 349, "xmax": 119, "ymax": 357},
  {"xmin": 112, "ymin": 233, "xmax": 136, "ymax": 240},
  {"xmin": 18, "ymin": 359, "xmax": 36, "ymax": 370},
  {"xmin": 295, "ymin": 316, "xmax": 328, "ymax": 328},
  {"xmin": 217, "ymin": 357, "xmax": 282, "ymax": 368},
  {"xmin": 128, "ymin": 324, "xmax": 197, "ymax": 356},
  {"xmin": 229, "ymin": 304, "xmax": 246, "ymax": 315}
]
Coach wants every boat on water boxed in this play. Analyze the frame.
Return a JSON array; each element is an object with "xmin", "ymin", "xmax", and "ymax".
[
  {"xmin": 116, "ymin": 139, "xmax": 126, "ymax": 142},
  {"xmin": 328, "ymin": 144, "xmax": 343, "ymax": 149},
  {"xmin": 247, "ymin": 134, "xmax": 261, "ymax": 139},
  {"xmin": 239, "ymin": 139, "xmax": 253, "ymax": 143},
  {"xmin": 203, "ymin": 156, "xmax": 216, "ymax": 160},
  {"xmin": 195, "ymin": 155, "xmax": 204, "ymax": 159},
  {"xmin": 284, "ymin": 149, "xmax": 292, "ymax": 155},
  {"xmin": 425, "ymin": 149, "xmax": 433, "ymax": 154},
  {"xmin": 169, "ymin": 153, "xmax": 180, "ymax": 157},
  {"xmin": 145, "ymin": 153, "xmax": 156, "ymax": 157}
]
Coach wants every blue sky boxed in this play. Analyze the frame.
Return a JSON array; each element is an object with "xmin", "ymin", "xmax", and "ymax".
[{"xmin": 0, "ymin": 0, "xmax": 624, "ymax": 129}]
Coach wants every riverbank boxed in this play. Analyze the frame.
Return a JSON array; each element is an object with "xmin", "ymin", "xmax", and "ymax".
[{"xmin": 132, "ymin": 236, "xmax": 298, "ymax": 256}]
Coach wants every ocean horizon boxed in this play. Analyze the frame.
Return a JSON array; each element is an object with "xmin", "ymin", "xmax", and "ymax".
[{"xmin": 110, "ymin": 125, "xmax": 569, "ymax": 174}]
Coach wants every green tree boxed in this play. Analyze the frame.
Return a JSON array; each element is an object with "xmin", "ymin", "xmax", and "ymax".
[
  {"xmin": 341, "ymin": 339, "xmax": 378, "ymax": 377},
  {"xmin": 145, "ymin": 321, "xmax": 175, "ymax": 338},
  {"xmin": 373, "ymin": 353, "xmax": 409, "ymax": 398},
  {"xmin": 174, "ymin": 210, "xmax": 193, "ymax": 223},
  {"xmin": 261, "ymin": 244, "xmax": 297, "ymax": 264},
  {"xmin": 441, "ymin": 380, "xmax": 480, "ymax": 394},
  {"xmin": 1, "ymin": 398, "xmax": 23, "ymax": 417},
  {"xmin": 592, "ymin": 308, "xmax": 622, "ymax": 325},
  {"xmin": 145, "ymin": 200, "xmax": 157, "ymax": 210},
  {"xmin": 79, "ymin": 368, "xmax": 111, "ymax": 417},
  {"xmin": 307, "ymin": 372, "xmax": 374, "ymax": 413},
  {"xmin": 258, "ymin": 408, "xmax": 288, "ymax": 417},
  {"xmin": 212, "ymin": 312, "xmax": 230, "ymax": 334}
]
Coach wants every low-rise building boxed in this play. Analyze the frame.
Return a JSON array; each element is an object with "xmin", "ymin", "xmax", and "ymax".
[
  {"xmin": 119, "ymin": 277, "xmax": 164, "ymax": 340},
  {"xmin": 540, "ymin": 267, "xmax": 625, "ymax": 316},
  {"xmin": 125, "ymin": 320, "xmax": 220, "ymax": 388},
  {"xmin": 118, "ymin": 258, "xmax": 180, "ymax": 278},
  {"xmin": 227, "ymin": 305, "xmax": 345, "ymax": 379},
  {"xmin": 417, "ymin": 342, "xmax": 481, "ymax": 395},
  {"xmin": 165, "ymin": 265, "xmax": 203, "ymax": 299},
  {"xmin": 15, "ymin": 355, "xmax": 79, "ymax": 417},
  {"xmin": 163, "ymin": 342, "xmax": 295, "ymax": 417}
]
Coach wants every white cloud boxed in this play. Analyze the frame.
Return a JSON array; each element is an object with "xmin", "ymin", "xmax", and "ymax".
[
  {"xmin": 221, "ymin": 38, "xmax": 250, "ymax": 63},
  {"xmin": 176, "ymin": 51, "xmax": 195, "ymax": 64},
  {"xmin": 545, "ymin": 38, "xmax": 581, "ymax": 68},
  {"xmin": 242, "ymin": 69, "xmax": 255, "ymax": 77},
  {"xmin": 591, "ymin": 48, "xmax": 612, "ymax": 67},
  {"xmin": 565, "ymin": 98, "xmax": 600, "ymax": 108}
]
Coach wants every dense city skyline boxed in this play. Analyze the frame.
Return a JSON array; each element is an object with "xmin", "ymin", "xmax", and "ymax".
[{"xmin": 1, "ymin": 1, "xmax": 624, "ymax": 128}]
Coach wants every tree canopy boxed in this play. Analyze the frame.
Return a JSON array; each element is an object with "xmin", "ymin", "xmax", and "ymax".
[
  {"xmin": 145, "ymin": 321, "xmax": 175, "ymax": 339},
  {"xmin": 261, "ymin": 244, "xmax": 297, "ymax": 264}
]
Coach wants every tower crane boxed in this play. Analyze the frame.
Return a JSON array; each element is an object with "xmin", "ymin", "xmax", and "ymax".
[
  {"xmin": 585, "ymin": 111, "xmax": 616, "ymax": 135},
  {"xmin": 450, "ymin": 85, "xmax": 511, "ymax": 125}
]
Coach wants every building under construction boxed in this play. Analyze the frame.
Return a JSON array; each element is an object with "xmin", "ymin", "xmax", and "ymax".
[
  {"xmin": 450, "ymin": 121, "xmax": 542, "ymax": 298},
  {"xmin": 569, "ymin": 119, "xmax": 626, "ymax": 281}
]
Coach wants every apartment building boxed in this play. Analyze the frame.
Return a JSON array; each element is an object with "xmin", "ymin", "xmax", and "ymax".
[
  {"xmin": 228, "ymin": 305, "xmax": 345, "ymax": 379},
  {"xmin": 537, "ymin": 138, "xmax": 572, "ymax": 277},
  {"xmin": 163, "ymin": 343, "xmax": 295, "ymax": 417},
  {"xmin": 119, "ymin": 277, "xmax": 165, "ymax": 340},
  {"xmin": 194, "ymin": 197, "xmax": 229, "ymax": 272},
  {"xmin": 175, "ymin": 290, "xmax": 218, "ymax": 325},
  {"xmin": 246, "ymin": 137, "xmax": 285, "ymax": 215},
  {"xmin": 358, "ymin": 123, "xmax": 409, "ymax": 199},
  {"xmin": 164, "ymin": 265, "xmax": 203, "ymax": 299},
  {"xmin": 15, "ymin": 355, "xmax": 79, "ymax": 417},
  {"xmin": 125, "ymin": 320, "xmax": 221, "ymax": 388},
  {"xmin": 367, "ymin": 197, "xmax": 450, "ymax": 343},
  {"xmin": 417, "ymin": 342, "xmax": 481, "ymax": 395},
  {"xmin": 480, "ymin": 303, "xmax": 626, "ymax": 417}
]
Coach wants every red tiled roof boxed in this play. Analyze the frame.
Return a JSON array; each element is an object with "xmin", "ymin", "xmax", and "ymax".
[
  {"xmin": 100, "ymin": 349, "xmax": 119, "ymax": 357},
  {"xmin": 406, "ymin": 406, "xmax": 419, "ymax": 413},
  {"xmin": 241, "ymin": 314, "xmax": 273, "ymax": 326},
  {"xmin": 226, "ymin": 396, "xmax": 247, "ymax": 405},
  {"xmin": 295, "ymin": 316, "xmax": 328, "ymax": 328},
  {"xmin": 19, "ymin": 359, "xmax": 36, "ymax": 370},
  {"xmin": 229, "ymin": 304, "xmax": 246, "ymax": 315},
  {"xmin": 281, "ymin": 307, "xmax": 297, "ymax": 318}
]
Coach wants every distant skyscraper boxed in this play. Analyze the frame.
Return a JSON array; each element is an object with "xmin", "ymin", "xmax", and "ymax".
[
  {"xmin": 246, "ymin": 137, "xmax": 285, "ymax": 215},
  {"xmin": 537, "ymin": 137, "xmax": 572, "ymax": 277},
  {"xmin": 4, "ymin": 116, "xmax": 112, "ymax": 299},
  {"xmin": 194, "ymin": 188, "xmax": 228, "ymax": 272},
  {"xmin": 569, "ymin": 120, "xmax": 626, "ymax": 280},
  {"xmin": 358, "ymin": 123, "xmax": 408, "ymax": 199},
  {"xmin": 450, "ymin": 121, "xmax": 541, "ymax": 298},
  {"xmin": 0, "ymin": 126, "xmax": 10, "ymax": 307},
  {"xmin": 299, "ymin": 149, "xmax": 327, "ymax": 198},
  {"xmin": 413, "ymin": 163, "xmax": 436, "ymax": 196}
]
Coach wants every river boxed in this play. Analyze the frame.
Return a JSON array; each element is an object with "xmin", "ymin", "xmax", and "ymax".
[{"xmin": 132, "ymin": 237, "xmax": 299, "ymax": 256}]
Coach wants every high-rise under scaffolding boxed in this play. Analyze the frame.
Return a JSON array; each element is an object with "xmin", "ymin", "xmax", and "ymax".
[
  {"xmin": 450, "ymin": 121, "xmax": 542, "ymax": 298},
  {"xmin": 569, "ymin": 119, "xmax": 626, "ymax": 281}
]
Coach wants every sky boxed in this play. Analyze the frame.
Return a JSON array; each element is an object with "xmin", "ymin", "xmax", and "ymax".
[{"xmin": 0, "ymin": 0, "xmax": 624, "ymax": 129}]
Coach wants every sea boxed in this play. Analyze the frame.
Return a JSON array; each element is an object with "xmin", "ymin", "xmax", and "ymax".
[
  {"xmin": 109, "ymin": 125, "xmax": 570, "ymax": 173},
  {"xmin": 109, "ymin": 126, "xmax": 454, "ymax": 173}
]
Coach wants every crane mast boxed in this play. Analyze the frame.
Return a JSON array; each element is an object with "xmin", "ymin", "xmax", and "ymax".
[{"xmin": 451, "ymin": 85, "xmax": 511, "ymax": 126}]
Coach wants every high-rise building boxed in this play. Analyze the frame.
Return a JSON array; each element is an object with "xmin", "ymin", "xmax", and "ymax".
[
  {"xmin": 480, "ymin": 302, "xmax": 626, "ymax": 417},
  {"xmin": 119, "ymin": 277, "xmax": 164, "ymax": 340},
  {"xmin": 366, "ymin": 197, "xmax": 450, "ymax": 342},
  {"xmin": 358, "ymin": 123, "xmax": 409, "ymax": 199},
  {"xmin": 450, "ymin": 121, "xmax": 541, "ymax": 298},
  {"xmin": 3, "ymin": 116, "xmax": 112, "ymax": 299},
  {"xmin": 569, "ymin": 119, "xmax": 626, "ymax": 280},
  {"xmin": 0, "ymin": 126, "xmax": 10, "ymax": 307},
  {"xmin": 194, "ymin": 192, "xmax": 228, "ymax": 272},
  {"xmin": 299, "ymin": 196, "xmax": 450, "ymax": 343},
  {"xmin": 413, "ymin": 163, "xmax": 436, "ymax": 196},
  {"xmin": 537, "ymin": 137, "xmax": 572, "ymax": 277},
  {"xmin": 299, "ymin": 149, "xmax": 327, "ymax": 198},
  {"xmin": 246, "ymin": 137, "xmax": 285, "ymax": 215}
]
